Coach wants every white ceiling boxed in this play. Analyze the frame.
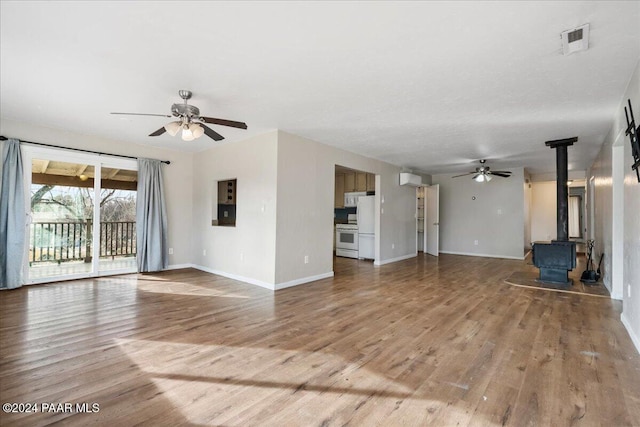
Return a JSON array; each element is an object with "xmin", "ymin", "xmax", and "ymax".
[{"xmin": 1, "ymin": 1, "xmax": 638, "ymax": 175}]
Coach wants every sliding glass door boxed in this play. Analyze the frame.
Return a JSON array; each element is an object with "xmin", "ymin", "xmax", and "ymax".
[{"xmin": 23, "ymin": 146, "xmax": 138, "ymax": 284}]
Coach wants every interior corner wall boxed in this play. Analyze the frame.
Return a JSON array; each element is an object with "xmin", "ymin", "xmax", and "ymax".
[
  {"xmin": 274, "ymin": 131, "xmax": 417, "ymax": 286},
  {"xmin": 431, "ymin": 168, "xmax": 525, "ymax": 259},
  {"xmin": 0, "ymin": 118, "xmax": 195, "ymax": 268},
  {"xmin": 590, "ymin": 58, "xmax": 640, "ymax": 352},
  {"xmin": 191, "ymin": 131, "xmax": 278, "ymax": 287},
  {"xmin": 530, "ymin": 181, "xmax": 557, "ymax": 243}
]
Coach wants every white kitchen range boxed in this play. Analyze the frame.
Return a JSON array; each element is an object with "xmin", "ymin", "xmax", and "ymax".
[
  {"xmin": 335, "ymin": 214, "xmax": 358, "ymax": 258},
  {"xmin": 335, "ymin": 223, "xmax": 359, "ymax": 258}
]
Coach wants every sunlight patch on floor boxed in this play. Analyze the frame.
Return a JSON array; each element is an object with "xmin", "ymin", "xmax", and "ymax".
[
  {"xmin": 136, "ymin": 281, "xmax": 251, "ymax": 298},
  {"xmin": 114, "ymin": 338, "xmax": 435, "ymax": 425}
]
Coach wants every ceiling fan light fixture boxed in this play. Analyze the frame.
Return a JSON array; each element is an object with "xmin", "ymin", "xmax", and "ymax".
[
  {"xmin": 190, "ymin": 123, "xmax": 204, "ymax": 139},
  {"xmin": 114, "ymin": 90, "xmax": 247, "ymax": 142},
  {"xmin": 181, "ymin": 127, "xmax": 195, "ymax": 141},
  {"xmin": 473, "ymin": 173, "xmax": 492, "ymax": 182},
  {"xmin": 164, "ymin": 121, "xmax": 181, "ymax": 136}
]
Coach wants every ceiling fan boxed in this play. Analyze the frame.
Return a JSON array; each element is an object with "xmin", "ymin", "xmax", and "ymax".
[
  {"xmin": 452, "ymin": 160, "xmax": 512, "ymax": 182},
  {"xmin": 111, "ymin": 90, "xmax": 247, "ymax": 142}
]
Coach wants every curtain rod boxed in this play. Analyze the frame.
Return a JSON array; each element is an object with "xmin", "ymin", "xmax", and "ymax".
[{"xmin": 0, "ymin": 135, "xmax": 171, "ymax": 165}]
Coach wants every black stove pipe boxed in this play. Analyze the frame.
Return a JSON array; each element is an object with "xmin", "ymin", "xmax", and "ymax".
[{"xmin": 545, "ymin": 137, "xmax": 577, "ymax": 241}]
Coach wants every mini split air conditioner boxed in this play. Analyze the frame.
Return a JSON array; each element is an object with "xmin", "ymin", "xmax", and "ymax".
[{"xmin": 399, "ymin": 172, "xmax": 423, "ymax": 187}]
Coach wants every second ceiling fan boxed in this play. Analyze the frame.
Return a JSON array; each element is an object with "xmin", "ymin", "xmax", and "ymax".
[
  {"xmin": 452, "ymin": 159, "xmax": 512, "ymax": 182},
  {"xmin": 111, "ymin": 90, "xmax": 247, "ymax": 142}
]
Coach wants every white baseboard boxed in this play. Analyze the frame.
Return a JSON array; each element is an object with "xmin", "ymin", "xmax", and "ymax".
[
  {"xmin": 621, "ymin": 311, "xmax": 640, "ymax": 355},
  {"xmin": 374, "ymin": 253, "xmax": 417, "ymax": 266},
  {"xmin": 192, "ymin": 264, "xmax": 275, "ymax": 290},
  {"xmin": 166, "ymin": 263, "xmax": 193, "ymax": 270},
  {"xmin": 439, "ymin": 250, "xmax": 525, "ymax": 261},
  {"xmin": 191, "ymin": 265, "xmax": 334, "ymax": 291},
  {"xmin": 274, "ymin": 271, "xmax": 334, "ymax": 290},
  {"xmin": 610, "ymin": 291, "xmax": 624, "ymax": 300}
]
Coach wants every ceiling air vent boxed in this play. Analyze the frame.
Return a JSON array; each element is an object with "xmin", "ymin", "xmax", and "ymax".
[{"xmin": 561, "ymin": 24, "xmax": 590, "ymax": 55}]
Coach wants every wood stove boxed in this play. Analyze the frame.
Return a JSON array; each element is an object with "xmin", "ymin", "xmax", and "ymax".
[{"xmin": 532, "ymin": 137, "xmax": 577, "ymax": 286}]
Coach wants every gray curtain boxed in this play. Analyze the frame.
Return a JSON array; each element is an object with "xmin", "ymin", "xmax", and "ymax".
[
  {"xmin": 0, "ymin": 139, "xmax": 26, "ymax": 289},
  {"xmin": 136, "ymin": 158, "xmax": 168, "ymax": 272}
]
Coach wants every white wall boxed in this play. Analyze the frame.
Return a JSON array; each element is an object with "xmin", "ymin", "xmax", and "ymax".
[
  {"xmin": 589, "ymin": 58, "xmax": 640, "ymax": 352},
  {"xmin": 590, "ymin": 145, "xmax": 614, "ymax": 293},
  {"xmin": 623, "ymin": 114, "xmax": 640, "ymax": 353},
  {"xmin": 191, "ymin": 131, "xmax": 279, "ymax": 287},
  {"xmin": 431, "ymin": 168, "xmax": 525, "ymax": 259},
  {"xmin": 621, "ymin": 62, "xmax": 640, "ymax": 352},
  {"xmin": 190, "ymin": 130, "xmax": 418, "ymax": 289},
  {"xmin": 0, "ymin": 118, "xmax": 195, "ymax": 267},
  {"xmin": 275, "ymin": 131, "xmax": 418, "ymax": 286},
  {"xmin": 530, "ymin": 181, "xmax": 557, "ymax": 243}
]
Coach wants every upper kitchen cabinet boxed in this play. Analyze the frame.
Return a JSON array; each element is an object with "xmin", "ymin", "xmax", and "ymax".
[
  {"xmin": 344, "ymin": 172, "xmax": 356, "ymax": 192},
  {"xmin": 344, "ymin": 171, "xmax": 368, "ymax": 192},
  {"xmin": 356, "ymin": 172, "xmax": 367, "ymax": 192},
  {"xmin": 366, "ymin": 173, "xmax": 375, "ymax": 192}
]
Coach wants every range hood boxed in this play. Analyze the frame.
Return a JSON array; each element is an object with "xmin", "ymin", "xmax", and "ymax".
[{"xmin": 399, "ymin": 172, "xmax": 423, "ymax": 187}]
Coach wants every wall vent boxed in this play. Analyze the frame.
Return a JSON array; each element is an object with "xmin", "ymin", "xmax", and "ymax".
[{"xmin": 561, "ymin": 24, "xmax": 589, "ymax": 55}]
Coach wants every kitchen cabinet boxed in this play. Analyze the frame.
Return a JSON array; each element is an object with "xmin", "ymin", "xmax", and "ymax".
[
  {"xmin": 335, "ymin": 173, "xmax": 344, "ymax": 207},
  {"xmin": 356, "ymin": 172, "xmax": 367, "ymax": 192},
  {"xmin": 344, "ymin": 172, "xmax": 356, "ymax": 192},
  {"xmin": 366, "ymin": 173, "xmax": 375, "ymax": 192},
  {"xmin": 336, "ymin": 170, "xmax": 375, "ymax": 208}
]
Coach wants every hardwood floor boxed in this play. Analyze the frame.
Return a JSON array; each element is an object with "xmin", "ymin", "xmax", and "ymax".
[{"xmin": 1, "ymin": 254, "xmax": 639, "ymax": 426}]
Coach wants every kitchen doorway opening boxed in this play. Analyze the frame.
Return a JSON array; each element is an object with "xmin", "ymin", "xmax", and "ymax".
[{"xmin": 334, "ymin": 165, "xmax": 376, "ymax": 265}]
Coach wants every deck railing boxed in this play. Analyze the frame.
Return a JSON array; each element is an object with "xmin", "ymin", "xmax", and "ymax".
[{"xmin": 29, "ymin": 221, "xmax": 136, "ymax": 264}]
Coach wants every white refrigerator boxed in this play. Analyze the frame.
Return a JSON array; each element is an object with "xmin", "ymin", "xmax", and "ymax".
[{"xmin": 357, "ymin": 195, "xmax": 375, "ymax": 259}]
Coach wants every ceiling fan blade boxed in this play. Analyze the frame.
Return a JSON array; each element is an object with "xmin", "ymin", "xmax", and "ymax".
[
  {"xmin": 200, "ymin": 124, "xmax": 225, "ymax": 141},
  {"xmin": 149, "ymin": 127, "xmax": 166, "ymax": 137},
  {"xmin": 200, "ymin": 117, "xmax": 248, "ymax": 129},
  {"xmin": 111, "ymin": 112, "xmax": 172, "ymax": 118},
  {"xmin": 490, "ymin": 170, "xmax": 512, "ymax": 174},
  {"xmin": 451, "ymin": 172, "xmax": 474, "ymax": 178},
  {"xmin": 491, "ymin": 172, "xmax": 512, "ymax": 178}
]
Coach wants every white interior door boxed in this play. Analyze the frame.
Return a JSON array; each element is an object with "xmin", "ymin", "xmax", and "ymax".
[{"xmin": 426, "ymin": 184, "xmax": 439, "ymax": 257}]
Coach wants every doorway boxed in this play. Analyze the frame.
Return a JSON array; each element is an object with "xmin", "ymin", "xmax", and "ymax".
[
  {"xmin": 24, "ymin": 147, "xmax": 138, "ymax": 284},
  {"xmin": 567, "ymin": 181, "xmax": 586, "ymax": 253}
]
